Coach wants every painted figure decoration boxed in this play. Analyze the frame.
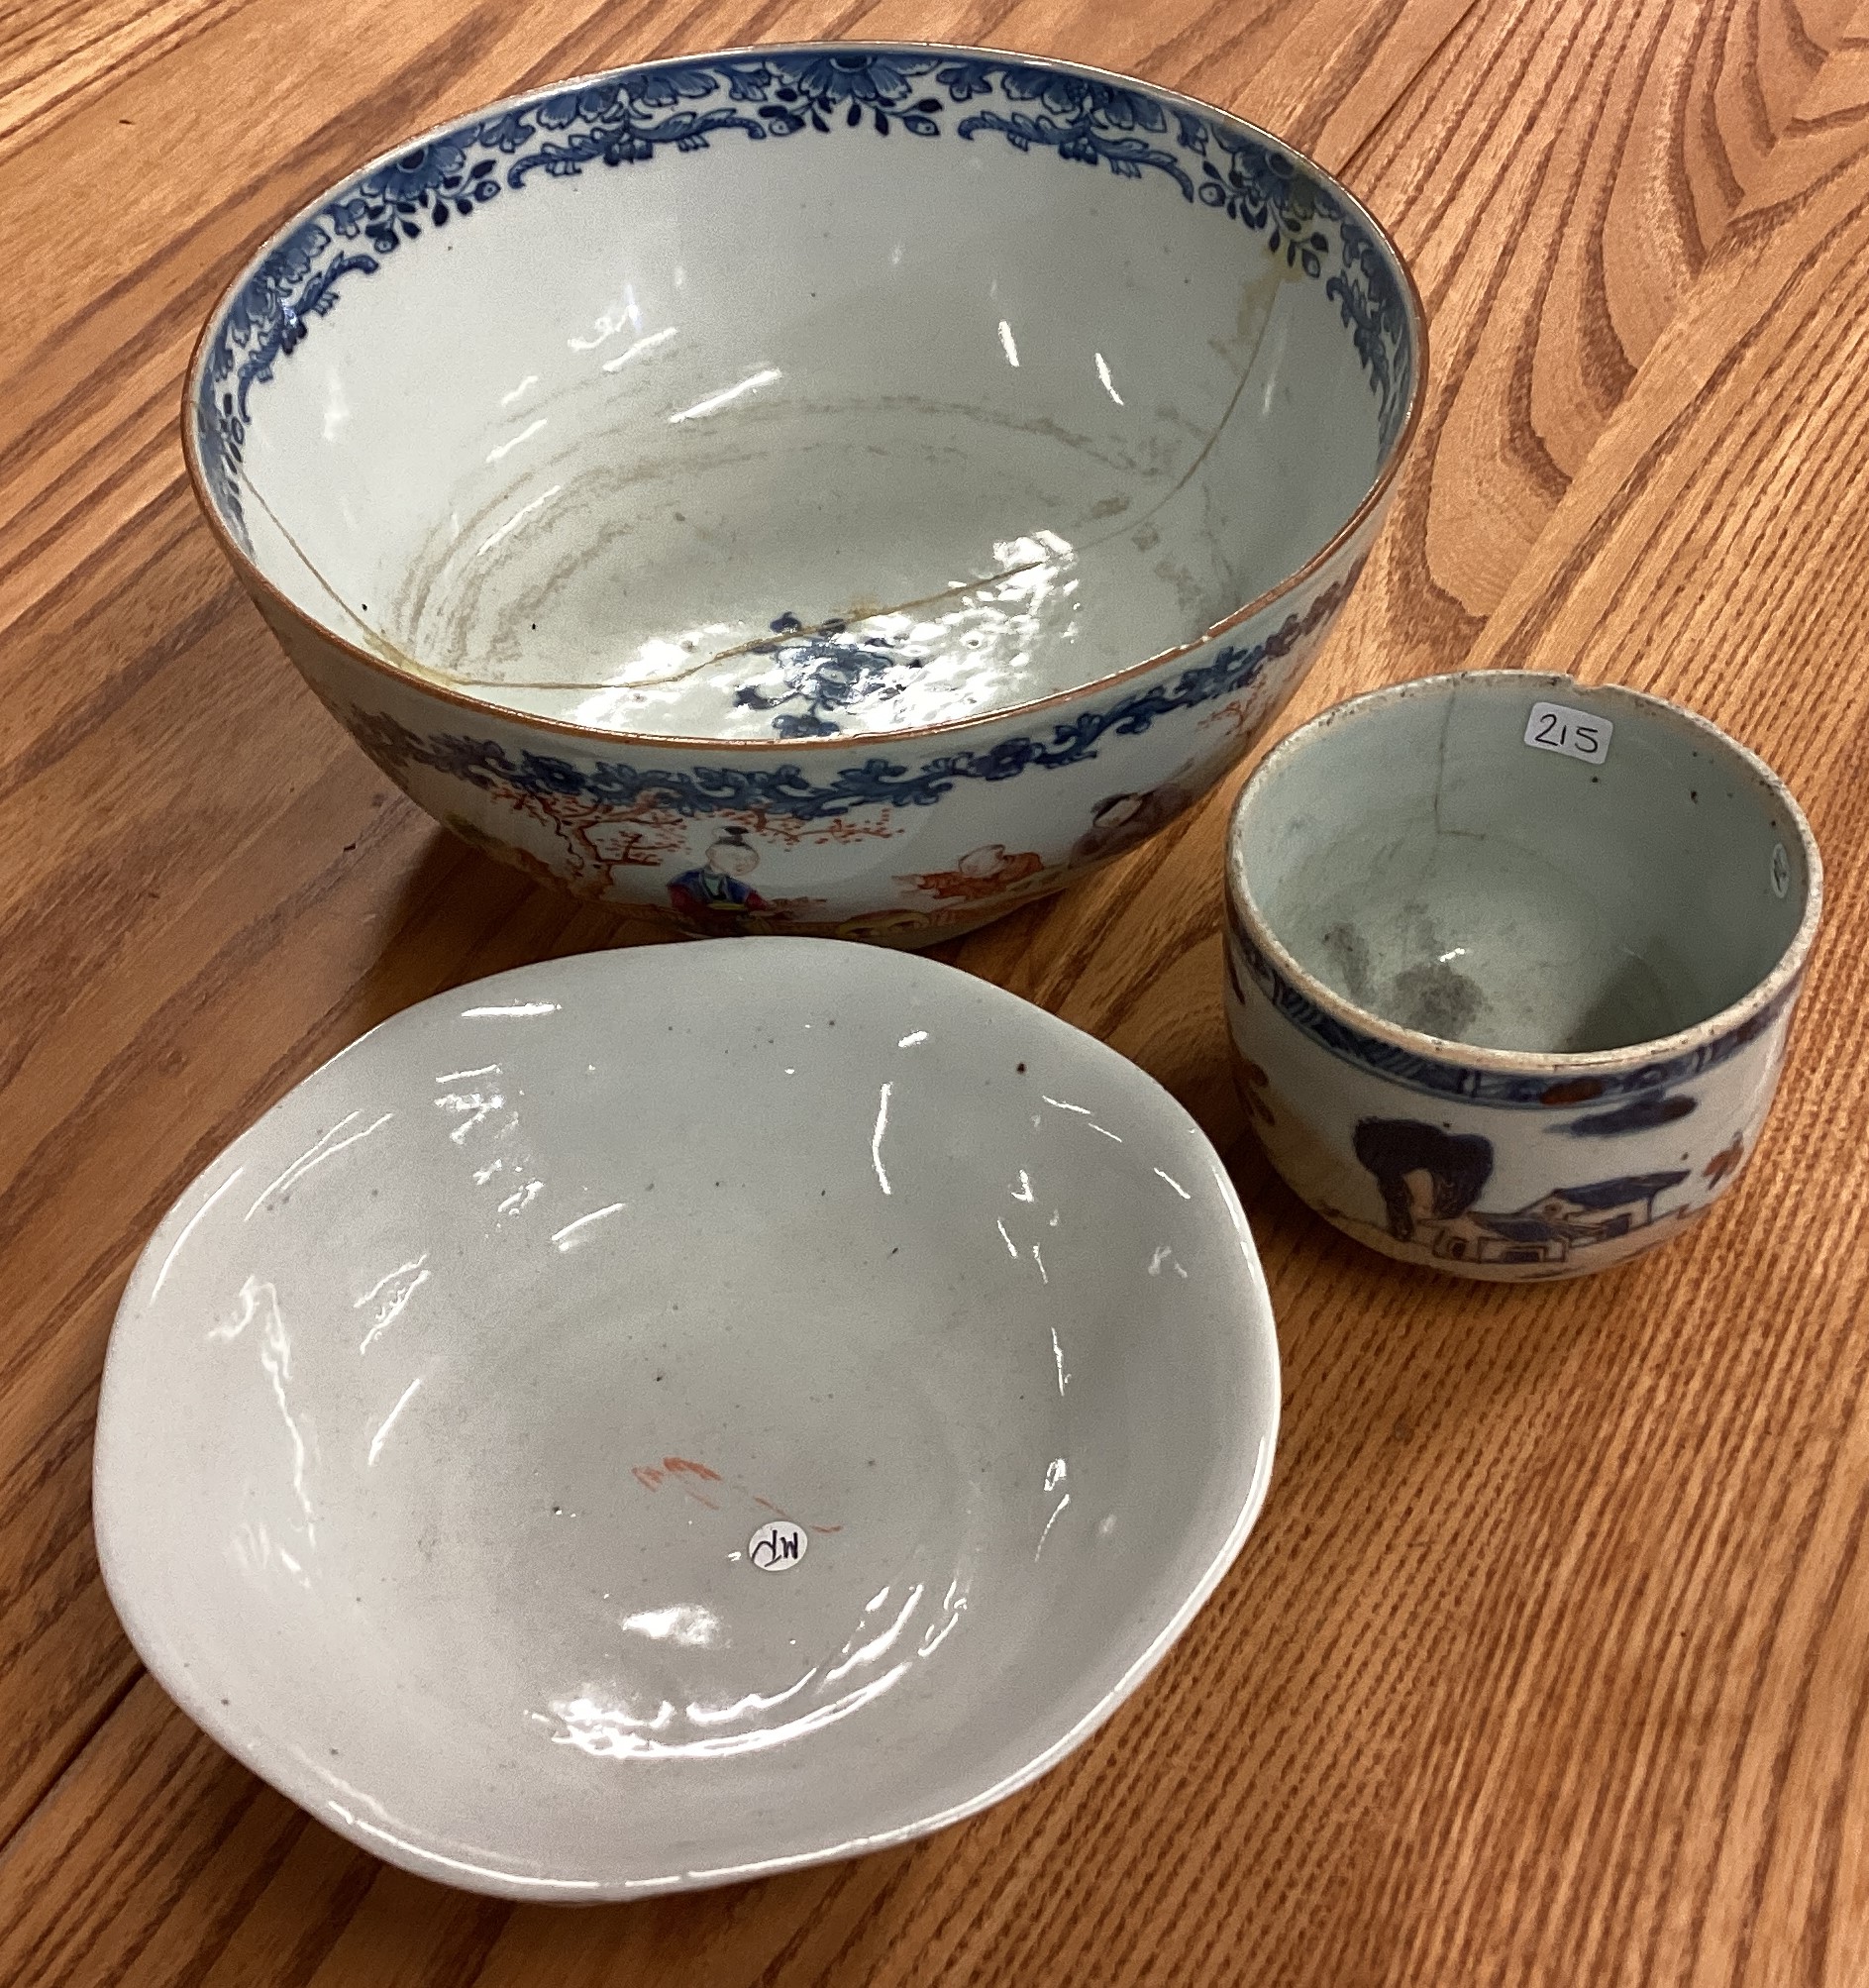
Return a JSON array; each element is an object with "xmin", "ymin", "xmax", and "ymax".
[
  {"xmin": 1222, "ymin": 672, "xmax": 1823, "ymax": 1282},
  {"xmin": 899, "ymin": 844, "xmax": 1052, "ymax": 902},
  {"xmin": 179, "ymin": 44, "xmax": 1423, "ymax": 943},
  {"xmin": 668, "ymin": 828, "xmax": 772, "ymax": 925},
  {"xmin": 1071, "ymin": 783, "xmax": 1194, "ymax": 864},
  {"xmin": 1350, "ymin": 1118, "xmax": 1694, "ymax": 1271}
]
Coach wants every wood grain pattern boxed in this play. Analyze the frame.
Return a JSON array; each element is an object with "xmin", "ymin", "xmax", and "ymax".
[{"xmin": 3, "ymin": 0, "xmax": 1867, "ymax": 1979}]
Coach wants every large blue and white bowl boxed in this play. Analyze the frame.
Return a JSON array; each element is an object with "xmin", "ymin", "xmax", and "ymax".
[{"xmin": 185, "ymin": 43, "xmax": 1424, "ymax": 943}]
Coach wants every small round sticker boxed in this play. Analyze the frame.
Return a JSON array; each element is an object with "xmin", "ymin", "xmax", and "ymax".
[
  {"xmin": 1771, "ymin": 843, "xmax": 1791, "ymax": 899},
  {"xmin": 748, "ymin": 1519, "xmax": 808, "ymax": 1573}
]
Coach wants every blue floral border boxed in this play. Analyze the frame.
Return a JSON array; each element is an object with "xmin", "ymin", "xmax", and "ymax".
[
  {"xmin": 194, "ymin": 47, "xmax": 1414, "ymax": 547},
  {"xmin": 1225, "ymin": 901, "xmax": 1797, "ymax": 1106},
  {"xmin": 349, "ymin": 572, "xmax": 1352, "ymax": 819}
]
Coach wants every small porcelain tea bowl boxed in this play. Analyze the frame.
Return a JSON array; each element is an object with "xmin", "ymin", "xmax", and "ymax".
[
  {"xmin": 94, "ymin": 939, "xmax": 1279, "ymax": 1898},
  {"xmin": 1223, "ymin": 672, "xmax": 1821, "ymax": 1281},
  {"xmin": 183, "ymin": 42, "xmax": 1422, "ymax": 944}
]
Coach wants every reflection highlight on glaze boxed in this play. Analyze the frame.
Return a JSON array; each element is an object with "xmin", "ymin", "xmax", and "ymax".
[
  {"xmin": 550, "ymin": 1665, "xmax": 910, "ymax": 1761},
  {"xmin": 1153, "ymin": 1168, "xmax": 1192, "ymax": 1201},
  {"xmin": 326, "ymin": 1800, "xmax": 604, "ymax": 1893},
  {"xmin": 551, "ymin": 1202, "xmax": 627, "ymax": 1251},
  {"xmin": 356, "ymin": 1254, "xmax": 431, "ymax": 1353},
  {"xmin": 246, "ymin": 1110, "xmax": 393, "ymax": 1219},
  {"xmin": 922, "ymin": 1575, "xmax": 971, "ymax": 1656},
  {"xmin": 230, "ymin": 1516, "xmax": 305, "ymax": 1583},
  {"xmin": 460, "ymin": 1000, "xmax": 560, "ymax": 1018},
  {"xmin": 542, "ymin": 1573, "xmax": 974, "ymax": 1764},
  {"xmin": 825, "ymin": 1586, "xmax": 923, "ymax": 1685},
  {"xmin": 669, "ymin": 367, "xmax": 781, "ymax": 424},
  {"xmin": 1038, "ymin": 1466, "xmax": 1072, "ymax": 1559},
  {"xmin": 919, "ymin": 1604, "xmax": 966, "ymax": 1657},
  {"xmin": 602, "ymin": 326, "xmax": 678, "ymax": 372},
  {"xmin": 367, "ymin": 1375, "xmax": 423, "ymax": 1467},
  {"xmin": 151, "ymin": 1166, "xmax": 245, "ymax": 1298},
  {"xmin": 436, "ymin": 1081, "xmax": 505, "ymax": 1145},
  {"xmin": 621, "ymin": 1604, "xmax": 723, "ymax": 1648},
  {"xmin": 319, "ymin": 368, "xmax": 351, "ymax": 444},
  {"xmin": 1094, "ymin": 351, "xmax": 1124, "ymax": 405},
  {"xmin": 1036, "ymin": 1493, "xmax": 1071, "ymax": 1560},
  {"xmin": 214, "ymin": 1277, "xmax": 318, "ymax": 1555},
  {"xmin": 686, "ymin": 1668, "xmax": 818, "ymax": 1726},
  {"xmin": 871, "ymin": 1083, "xmax": 892, "ymax": 1197},
  {"xmin": 476, "ymin": 485, "xmax": 562, "ymax": 558},
  {"xmin": 260, "ymin": 1309, "xmax": 316, "ymax": 1542},
  {"xmin": 485, "ymin": 417, "xmax": 546, "ymax": 466},
  {"xmin": 568, "ymin": 295, "xmax": 640, "ymax": 353}
]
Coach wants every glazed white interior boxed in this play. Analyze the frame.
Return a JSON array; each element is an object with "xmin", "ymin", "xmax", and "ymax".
[
  {"xmin": 95, "ymin": 942, "xmax": 1277, "ymax": 1890},
  {"xmin": 1235, "ymin": 678, "xmax": 1811, "ymax": 1054},
  {"xmin": 212, "ymin": 61, "xmax": 1400, "ymax": 740}
]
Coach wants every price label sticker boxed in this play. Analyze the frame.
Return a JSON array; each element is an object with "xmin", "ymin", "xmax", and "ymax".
[{"xmin": 1524, "ymin": 700, "xmax": 1613, "ymax": 766}]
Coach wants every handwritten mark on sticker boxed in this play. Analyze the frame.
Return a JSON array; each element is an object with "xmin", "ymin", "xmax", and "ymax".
[
  {"xmin": 1524, "ymin": 701, "xmax": 1612, "ymax": 765},
  {"xmin": 748, "ymin": 1519, "xmax": 808, "ymax": 1573}
]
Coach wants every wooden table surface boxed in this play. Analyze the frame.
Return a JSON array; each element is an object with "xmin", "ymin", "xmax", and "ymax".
[{"xmin": 6, "ymin": 0, "xmax": 1869, "ymax": 1980}]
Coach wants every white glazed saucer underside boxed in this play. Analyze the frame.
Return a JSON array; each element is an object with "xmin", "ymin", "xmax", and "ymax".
[
  {"xmin": 94, "ymin": 941, "xmax": 1278, "ymax": 1899},
  {"xmin": 232, "ymin": 87, "xmax": 1382, "ymax": 741}
]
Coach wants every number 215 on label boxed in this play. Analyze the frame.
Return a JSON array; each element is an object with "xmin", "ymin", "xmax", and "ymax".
[{"xmin": 1523, "ymin": 700, "xmax": 1613, "ymax": 766}]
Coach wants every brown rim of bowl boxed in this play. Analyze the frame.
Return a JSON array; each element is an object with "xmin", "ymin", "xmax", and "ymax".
[
  {"xmin": 180, "ymin": 38, "xmax": 1428, "ymax": 758},
  {"xmin": 1224, "ymin": 670, "xmax": 1825, "ymax": 1074}
]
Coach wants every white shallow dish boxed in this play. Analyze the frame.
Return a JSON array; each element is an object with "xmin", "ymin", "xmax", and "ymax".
[{"xmin": 94, "ymin": 939, "xmax": 1279, "ymax": 1899}]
